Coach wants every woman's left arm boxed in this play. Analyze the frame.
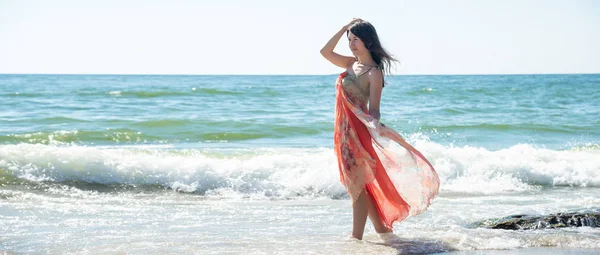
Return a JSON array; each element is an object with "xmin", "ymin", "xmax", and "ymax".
[{"xmin": 368, "ymin": 69, "xmax": 384, "ymax": 120}]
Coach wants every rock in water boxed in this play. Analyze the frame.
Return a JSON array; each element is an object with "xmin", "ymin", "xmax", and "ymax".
[{"xmin": 472, "ymin": 211, "xmax": 600, "ymax": 230}]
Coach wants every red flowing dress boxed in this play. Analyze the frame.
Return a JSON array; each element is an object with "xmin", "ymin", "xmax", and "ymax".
[{"xmin": 333, "ymin": 70, "xmax": 440, "ymax": 229}]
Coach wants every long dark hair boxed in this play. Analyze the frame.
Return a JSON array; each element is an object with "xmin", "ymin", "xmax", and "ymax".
[{"xmin": 347, "ymin": 21, "xmax": 398, "ymax": 84}]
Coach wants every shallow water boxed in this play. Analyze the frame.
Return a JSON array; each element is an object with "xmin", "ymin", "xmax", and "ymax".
[{"xmin": 1, "ymin": 74, "xmax": 599, "ymax": 253}]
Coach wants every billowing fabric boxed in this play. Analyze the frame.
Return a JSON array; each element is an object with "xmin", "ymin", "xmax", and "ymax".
[{"xmin": 333, "ymin": 71, "xmax": 440, "ymax": 229}]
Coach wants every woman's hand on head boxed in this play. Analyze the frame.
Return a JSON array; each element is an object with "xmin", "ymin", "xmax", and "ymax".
[
  {"xmin": 344, "ymin": 18, "xmax": 362, "ymax": 30},
  {"xmin": 320, "ymin": 18, "xmax": 363, "ymax": 68}
]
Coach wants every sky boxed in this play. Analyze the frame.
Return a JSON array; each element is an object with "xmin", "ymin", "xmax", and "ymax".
[{"xmin": 0, "ymin": 0, "xmax": 599, "ymax": 75}]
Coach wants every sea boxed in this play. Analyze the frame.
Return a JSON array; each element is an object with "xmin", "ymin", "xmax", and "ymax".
[{"xmin": 1, "ymin": 73, "xmax": 599, "ymax": 254}]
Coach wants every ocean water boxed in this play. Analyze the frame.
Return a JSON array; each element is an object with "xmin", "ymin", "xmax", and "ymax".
[{"xmin": 1, "ymin": 73, "xmax": 599, "ymax": 254}]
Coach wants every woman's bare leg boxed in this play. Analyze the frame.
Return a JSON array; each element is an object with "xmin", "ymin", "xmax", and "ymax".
[
  {"xmin": 365, "ymin": 192, "xmax": 392, "ymax": 233},
  {"xmin": 352, "ymin": 191, "xmax": 369, "ymax": 240},
  {"xmin": 352, "ymin": 190, "xmax": 393, "ymax": 240}
]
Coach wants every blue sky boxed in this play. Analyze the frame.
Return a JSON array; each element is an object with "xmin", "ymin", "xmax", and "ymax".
[{"xmin": 0, "ymin": 0, "xmax": 598, "ymax": 75}]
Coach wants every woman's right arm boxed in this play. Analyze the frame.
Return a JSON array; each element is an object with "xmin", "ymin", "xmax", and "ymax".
[{"xmin": 320, "ymin": 19, "xmax": 360, "ymax": 69}]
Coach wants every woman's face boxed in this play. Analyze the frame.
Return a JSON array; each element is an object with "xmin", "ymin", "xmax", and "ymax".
[{"xmin": 348, "ymin": 31, "xmax": 368, "ymax": 56}]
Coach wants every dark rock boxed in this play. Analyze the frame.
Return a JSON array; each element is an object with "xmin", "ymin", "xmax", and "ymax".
[{"xmin": 471, "ymin": 211, "xmax": 600, "ymax": 230}]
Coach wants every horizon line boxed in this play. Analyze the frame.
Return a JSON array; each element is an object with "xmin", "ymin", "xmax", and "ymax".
[{"xmin": 1, "ymin": 72, "xmax": 599, "ymax": 76}]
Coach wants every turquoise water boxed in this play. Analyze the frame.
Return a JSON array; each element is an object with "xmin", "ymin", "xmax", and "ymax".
[
  {"xmin": 2, "ymin": 74, "xmax": 598, "ymax": 149},
  {"xmin": 1, "ymin": 74, "xmax": 599, "ymax": 254}
]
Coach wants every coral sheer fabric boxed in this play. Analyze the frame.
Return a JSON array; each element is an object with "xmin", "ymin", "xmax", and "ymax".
[{"xmin": 333, "ymin": 71, "xmax": 440, "ymax": 229}]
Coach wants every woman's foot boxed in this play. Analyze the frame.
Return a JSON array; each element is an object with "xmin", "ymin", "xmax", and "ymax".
[{"xmin": 378, "ymin": 231, "xmax": 400, "ymax": 244}]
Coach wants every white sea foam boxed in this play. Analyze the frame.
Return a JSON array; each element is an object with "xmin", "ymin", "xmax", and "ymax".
[{"xmin": 0, "ymin": 141, "xmax": 598, "ymax": 198}]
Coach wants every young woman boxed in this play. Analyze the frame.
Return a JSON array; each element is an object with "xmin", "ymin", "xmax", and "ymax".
[{"xmin": 320, "ymin": 18, "xmax": 440, "ymax": 240}]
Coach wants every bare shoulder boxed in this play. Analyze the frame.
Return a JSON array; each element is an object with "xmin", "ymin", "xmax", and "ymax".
[{"xmin": 366, "ymin": 68, "xmax": 383, "ymax": 87}]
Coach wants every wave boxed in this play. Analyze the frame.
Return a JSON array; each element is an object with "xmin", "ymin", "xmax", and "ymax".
[
  {"xmin": 0, "ymin": 129, "xmax": 162, "ymax": 144},
  {"xmin": 0, "ymin": 140, "xmax": 598, "ymax": 199},
  {"xmin": 101, "ymin": 88, "xmax": 242, "ymax": 98},
  {"xmin": 419, "ymin": 123, "xmax": 592, "ymax": 134},
  {"xmin": 2, "ymin": 90, "xmax": 239, "ymax": 98},
  {"xmin": 3, "ymin": 88, "xmax": 271, "ymax": 100},
  {"xmin": 191, "ymin": 88, "xmax": 243, "ymax": 95},
  {"xmin": 2, "ymin": 92, "xmax": 45, "ymax": 97},
  {"xmin": 0, "ymin": 144, "xmax": 345, "ymax": 199},
  {"xmin": 1, "ymin": 124, "xmax": 328, "ymax": 145}
]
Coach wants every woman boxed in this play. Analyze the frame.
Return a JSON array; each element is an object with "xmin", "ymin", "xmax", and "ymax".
[{"xmin": 320, "ymin": 18, "xmax": 440, "ymax": 240}]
